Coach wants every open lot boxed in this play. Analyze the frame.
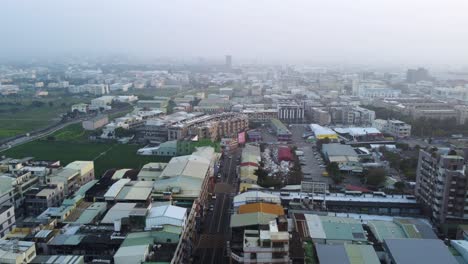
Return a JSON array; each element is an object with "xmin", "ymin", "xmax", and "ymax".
[
  {"xmin": 2, "ymin": 123, "xmax": 167, "ymax": 177},
  {"xmin": 0, "ymin": 93, "xmax": 89, "ymax": 139}
]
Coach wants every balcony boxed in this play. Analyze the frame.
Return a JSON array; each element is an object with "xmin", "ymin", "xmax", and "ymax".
[
  {"xmin": 244, "ymin": 245, "xmax": 289, "ymax": 253},
  {"xmin": 231, "ymin": 252, "xmax": 291, "ymax": 263}
]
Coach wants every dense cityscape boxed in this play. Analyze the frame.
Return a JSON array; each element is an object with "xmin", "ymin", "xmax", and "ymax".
[
  {"xmin": 1, "ymin": 56, "xmax": 468, "ymax": 264},
  {"xmin": 1, "ymin": 1, "xmax": 468, "ymax": 264}
]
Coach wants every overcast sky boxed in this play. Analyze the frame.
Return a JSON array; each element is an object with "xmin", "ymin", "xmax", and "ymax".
[{"xmin": 1, "ymin": 0, "xmax": 467, "ymax": 66}]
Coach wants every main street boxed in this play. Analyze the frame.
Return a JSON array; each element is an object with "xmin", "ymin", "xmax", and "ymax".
[{"xmin": 194, "ymin": 148, "xmax": 241, "ymax": 264}]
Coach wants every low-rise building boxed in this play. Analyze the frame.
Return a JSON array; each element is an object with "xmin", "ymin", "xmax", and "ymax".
[
  {"xmin": 0, "ymin": 239, "xmax": 36, "ymax": 263},
  {"xmin": 24, "ymin": 184, "xmax": 65, "ymax": 216},
  {"xmin": 82, "ymin": 115, "xmax": 109, "ymax": 130},
  {"xmin": 270, "ymin": 118, "xmax": 292, "ymax": 142},
  {"xmin": 71, "ymin": 103, "xmax": 89, "ymax": 113},
  {"xmin": 373, "ymin": 119, "xmax": 411, "ymax": 138},
  {"xmin": 231, "ymin": 220, "xmax": 290, "ymax": 263}
]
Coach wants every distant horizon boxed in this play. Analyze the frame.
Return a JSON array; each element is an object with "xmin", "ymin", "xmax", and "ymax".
[{"xmin": 1, "ymin": 0, "xmax": 468, "ymax": 67}]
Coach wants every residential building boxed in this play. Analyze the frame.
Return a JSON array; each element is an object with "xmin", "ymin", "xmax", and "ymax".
[
  {"xmin": 82, "ymin": 115, "xmax": 109, "ymax": 130},
  {"xmin": 230, "ymin": 220, "xmax": 290, "ymax": 263},
  {"xmin": 242, "ymin": 109, "xmax": 278, "ymax": 123},
  {"xmin": 137, "ymin": 99, "xmax": 169, "ymax": 112},
  {"xmin": 415, "ymin": 148, "xmax": 468, "ymax": 234},
  {"xmin": 47, "ymin": 161, "xmax": 94, "ymax": 196},
  {"xmin": 310, "ymin": 108, "xmax": 331, "ymax": 125},
  {"xmin": 342, "ymin": 106, "xmax": 375, "ymax": 126},
  {"xmin": 406, "ymin": 67, "xmax": 430, "ymax": 83},
  {"xmin": 90, "ymin": 95, "xmax": 114, "ymax": 110},
  {"xmin": 0, "ymin": 206, "xmax": 15, "ymax": 238},
  {"xmin": 160, "ymin": 147, "xmax": 219, "ymax": 263},
  {"xmin": 167, "ymin": 112, "xmax": 248, "ymax": 141},
  {"xmin": 373, "ymin": 119, "xmax": 411, "ymax": 138},
  {"xmin": 24, "ymin": 184, "xmax": 65, "ymax": 216},
  {"xmin": 0, "ymin": 239, "xmax": 36, "ymax": 263},
  {"xmin": 277, "ymin": 99, "xmax": 304, "ymax": 123},
  {"xmin": 71, "ymin": 103, "xmax": 89, "ymax": 113}
]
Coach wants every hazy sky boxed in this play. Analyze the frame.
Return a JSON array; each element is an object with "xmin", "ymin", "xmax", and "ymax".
[{"xmin": 1, "ymin": 0, "xmax": 467, "ymax": 66}]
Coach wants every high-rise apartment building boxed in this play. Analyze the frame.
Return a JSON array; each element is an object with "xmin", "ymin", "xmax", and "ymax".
[
  {"xmin": 406, "ymin": 67, "xmax": 430, "ymax": 83},
  {"xmin": 415, "ymin": 148, "xmax": 468, "ymax": 234},
  {"xmin": 226, "ymin": 55, "xmax": 232, "ymax": 69}
]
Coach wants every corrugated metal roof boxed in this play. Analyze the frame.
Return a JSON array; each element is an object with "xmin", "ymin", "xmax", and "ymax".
[
  {"xmin": 145, "ymin": 205, "xmax": 186, "ymax": 230},
  {"xmin": 305, "ymin": 214, "xmax": 326, "ymax": 239},
  {"xmin": 316, "ymin": 244, "xmax": 350, "ymax": 264},
  {"xmin": 238, "ymin": 202, "xmax": 284, "ymax": 215},
  {"xmin": 344, "ymin": 244, "xmax": 380, "ymax": 264},
  {"xmin": 230, "ymin": 212, "xmax": 277, "ymax": 228},
  {"xmin": 104, "ymin": 178, "xmax": 131, "ymax": 200}
]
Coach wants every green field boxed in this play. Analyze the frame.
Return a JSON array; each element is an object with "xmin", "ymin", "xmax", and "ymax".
[
  {"xmin": 0, "ymin": 93, "xmax": 89, "ymax": 139},
  {"xmin": 2, "ymin": 124, "xmax": 170, "ymax": 177}
]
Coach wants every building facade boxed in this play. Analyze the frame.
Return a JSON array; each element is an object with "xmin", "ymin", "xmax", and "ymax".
[{"xmin": 416, "ymin": 148, "xmax": 468, "ymax": 233}]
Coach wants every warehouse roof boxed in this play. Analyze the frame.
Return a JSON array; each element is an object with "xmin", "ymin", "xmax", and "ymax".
[
  {"xmin": 316, "ymin": 244, "xmax": 380, "ymax": 264},
  {"xmin": 159, "ymin": 147, "xmax": 214, "ymax": 180},
  {"xmin": 368, "ymin": 220, "xmax": 406, "ymax": 242},
  {"xmin": 384, "ymin": 239, "xmax": 458, "ymax": 264},
  {"xmin": 322, "ymin": 143, "xmax": 358, "ymax": 157},
  {"xmin": 240, "ymin": 165, "xmax": 258, "ymax": 182},
  {"xmin": 104, "ymin": 179, "xmax": 131, "ymax": 200},
  {"xmin": 101, "ymin": 203, "xmax": 145, "ymax": 224},
  {"xmin": 146, "ymin": 205, "xmax": 186, "ymax": 229},
  {"xmin": 305, "ymin": 214, "xmax": 367, "ymax": 242},
  {"xmin": 309, "ymin": 124, "xmax": 338, "ymax": 139},
  {"xmin": 334, "ymin": 127, "xmax": 381, "ymax": 136}
]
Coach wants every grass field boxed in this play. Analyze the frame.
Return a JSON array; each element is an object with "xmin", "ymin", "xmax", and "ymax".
[
  {"xmin": 2, "ymin": 123, "xmax": 170, "ymax": 177},
  {"xmin": 0, "ymin": 94, "xmax": 89, "ymax": 139}
]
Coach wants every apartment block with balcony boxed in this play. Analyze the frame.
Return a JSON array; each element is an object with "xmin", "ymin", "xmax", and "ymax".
[
  {"xmin": 231, "ymin": 220, "xmax": 291, "ymax": 263},
  {"xmin": 415, "ymin": 148, "xmax": 468, "ymax": 235}
]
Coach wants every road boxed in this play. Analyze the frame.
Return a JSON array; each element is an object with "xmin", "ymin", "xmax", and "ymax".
[
  {"xmin": 0, "ymin": 118, "xmax": 85, "ymax": 152},
  {"xmin": 194, "ymin": 148, "xmax": 241, "ymax": 264},
  {"xmin": 0, "ymin": 106, "xmax": 133, "ymax": 153}
]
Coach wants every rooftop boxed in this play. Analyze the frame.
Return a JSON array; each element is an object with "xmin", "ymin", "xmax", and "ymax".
[
  {"xmin": 238, "ymin": 202, "xmax": 285, "ymax": 216},
  {"xmin": 384, "ymin": 239, "xmax": 458, "ymax": 264}
]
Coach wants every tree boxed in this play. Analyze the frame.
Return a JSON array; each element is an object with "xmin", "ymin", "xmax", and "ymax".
[
  {"xmin": 316, "ymin": 137, "xmax": 331, "ymax": 150},
  {"xmin": 365, "ymin": 168, "xmax": 386, "ymax": 187},
  {"xmin": 31, "ymin": 101, "xmax": 45, "ymax": 107},
  {"xmin": 114, "ymin": 127, "xmax": 135, "ymax": 138},
  {"xmin": 326, "ymin": 162, "xmax": 342, "ymax": 184},
  {"xmin": 394, "ymin": 181, "xmax": 405, "ymax": 192}
]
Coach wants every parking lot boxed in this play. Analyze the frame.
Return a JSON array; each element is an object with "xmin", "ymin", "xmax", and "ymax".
[{"xmin": 288, "ymin": 124, "xmax": 331, "ymax": 184}]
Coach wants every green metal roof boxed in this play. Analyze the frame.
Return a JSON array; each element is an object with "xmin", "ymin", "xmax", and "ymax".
[
  {"xmin": 322, "ymin": 221, "xmax": 367, "ymax": 241},
  {"xmin": 368, "ymin": 220, "xmax": 407, "ymax": 242},
  {"xmin": 230, "ymin": 212, "xmax": 278, "ymax": 228},
  {"xmin": 344, "ymin": 244, "xmax": 380, "ymax": 264}
]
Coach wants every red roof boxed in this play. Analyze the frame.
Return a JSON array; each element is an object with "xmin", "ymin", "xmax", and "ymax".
[
  {"xmin": 278, "ymin": 146, "xmax": 293, "ymax": 161},
  {"xmin": 345, "ymin": 184, "xmax": 371, "ymax": 193}
]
